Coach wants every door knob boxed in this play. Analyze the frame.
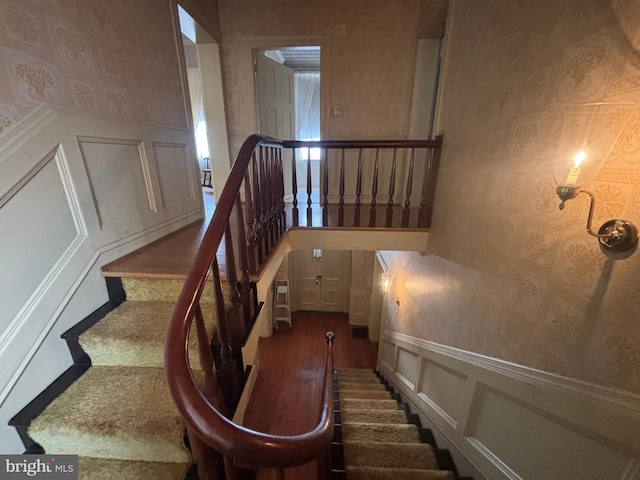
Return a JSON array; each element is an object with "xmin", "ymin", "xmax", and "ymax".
[{"xmin": 315, "ymin": 275, "xmax": 322, "ymax": 285}]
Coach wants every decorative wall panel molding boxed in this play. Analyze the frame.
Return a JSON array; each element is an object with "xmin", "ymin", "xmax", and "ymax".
[
  {"xmin": 0, "ymin": 146, "xmax": 85, "ymax": 352},
  {"xmin": 78, "ymin": 136, "xmax": 156, "ymax": 229},
  {"xmin": 380, "ymin": 330, "xmax": 640, "ymax": 480},
  {"xmin": 0, "ymin": 103, "xmax": 201, "ymax": 453},
  {"xmin": 152, "ymin": 141, "xmax": 196, "ymax": 210}
]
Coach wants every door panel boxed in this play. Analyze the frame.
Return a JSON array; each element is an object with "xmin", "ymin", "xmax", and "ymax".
[
  {"xmin": 319, "ymin": 249, "xmax": 349, "ymax": 312},
  {"xmin": 292, "ymin": 249, "xmax": 350, "ymax": 312},
  {"xmin": 255, "ymin": 53, "xmax": 294, "ymax": 139},
  {"xmin": 296, "ymin": 249, "xmax": 321, "ymax": 310}
]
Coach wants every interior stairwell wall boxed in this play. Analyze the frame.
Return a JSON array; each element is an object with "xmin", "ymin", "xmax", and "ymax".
[
  {"xmin": 217, "ymin": 0, "xmax": 421, "ymax": 154},
  {"xmin": 0, "ymin": 0, "xmax": 219, "ymax": 453},
  {"xmin": 379, "ymin": 1, "xmax": 640, "ymax": 479}
]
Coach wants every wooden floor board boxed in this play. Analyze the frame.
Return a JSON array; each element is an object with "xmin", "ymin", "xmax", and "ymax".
[{"xmin": 243, "ymin": 311, "xmax": 378, "ymax": 480}]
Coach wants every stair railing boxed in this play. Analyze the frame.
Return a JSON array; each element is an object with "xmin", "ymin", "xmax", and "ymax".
[{"xmin": 165, "ymin": 134, "xmax": 443, "ymax": 479}]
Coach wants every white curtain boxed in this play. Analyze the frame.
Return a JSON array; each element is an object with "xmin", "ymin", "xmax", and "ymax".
[
  {"xmin": 186, "ymin": 68, "xmax": 209, "ymax": 162},
  {"xmin": 294, "ymin": 71, "xmax": 321, "ymax": 140},
  {"xmin": 187, "ymin": 67, "xmax": 205, "ymax": 127}
]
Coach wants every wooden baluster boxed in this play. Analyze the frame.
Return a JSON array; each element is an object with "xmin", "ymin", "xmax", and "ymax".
[
  {"xmin": 385, "ymin": 148, "xmax": 398, "ymax": 227},
  {"xmin": 212, "ymin": 256, "xmax": 238, "ymax": 412},
  {"xmin": 369, "ymin": 148, "xmax": 380, "ymax": 227},
  {"xmin": 418, "ymin": 135, "xmax": 443, "ymax": 228},
  {"xmin": 194, "ymin": 302, "xmax": 226, "ymax": 409},
  {"xmin": 277, "ymin": 148, "xmax": 286, "ymax": 235},
  {"xmin": 338, "ymin": 149, "xmax": 345, "ymax": 227},
  {"xmin": 251, "ymin": 151, "xmax": 265, "ymax": 266},
  {"xmin": 322, "ymin": 148, "xmax": 329, "ymax": 226},
  {"xmin": 401, "ymin": 148, "xmax": 416, "ymax": 228},
  {"xmin": 244, "ymin": 168, "xmax": 257, "ymax": 275},
  {"xmin": 291, "ymin": 147, "xmax": 299, "ymax": 227},
  {"xmin": 353, "ymin": 148, "xmax": 362, "ymax": 227},
  {"xmin": 235, "ymin": 194, "xmax": 254, "ymax": 332},
  {"xmin": 268, "ymin": 147, "xmax": 278, "ymax": 248},
  {"xmin": 306, "ymin": 146, "xmax": 313, "ymax": 226},
  {"xmin": 186, "ymin": 423, "xmax": 224, "ymax": 480},
  {"xmin": 259, "ymin": 146, "xmax": 271, "ymax": 254},
  {"xmin": 225, "ymin": 222, "xmax": 243, "ymax": 344}
]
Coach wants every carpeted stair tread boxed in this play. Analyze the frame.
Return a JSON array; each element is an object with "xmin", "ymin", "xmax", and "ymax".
[
  {"xmin": 345, "ymin": 466, "xmax": 454, "ymax": 480},
  {"xmin": 78, "ymin": 457, "xmax": 189, "ymax": 480},
  {"xmin": 339, "ymin": 381, "xmax": 387, "ymax": 390},
  {"xmin": 343, "ymin": 441, "xmax": 438, "ymax": 469},
  {"xmin": 343, "ymin": 422, "xmax": 420, "ymax": 443},
  {"xmin": 79, "ymin": 300, "xmax": 215, "ymax": 368},
  {"xmin": 337, "ymin": 368, "xmax": 377, "ymax": 377},
  {"xmin": 339, "ymin": 389, "xmax": 393, "ymax": 400},
  {"xmin": 28, "ymin": 366, "xmax": 189, "ymax": 463},
  {"xmin": 122, "ymin": 277, "xmax": 224, "ymax": 303},
  {"xmin": 341, "ymin": 408, "xmax": 408, "ymax": 424},
  {"xmin": 340, "ymin": 398, "xmax": 400, "ymax": 411},
  {"xmin": 339, "ymin": 378, "xmax": 382, "ymax": 386}
]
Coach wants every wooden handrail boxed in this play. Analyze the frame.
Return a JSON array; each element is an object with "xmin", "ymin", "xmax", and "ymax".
[
  {"xmin": 165, "ymin": 133, "xmax": 443, "ymax": 477},
  {"xmin": 166, "ymin": 326, "xmax": 334, "ymax": 468}
]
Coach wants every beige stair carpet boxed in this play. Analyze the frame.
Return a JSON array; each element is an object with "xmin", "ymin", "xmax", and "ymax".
[
  {"xmin": 79, "ymin": 300, "xmax": 215, "ymax": 368},
  {"xmin": 337, "ymin": 369, "xmax": 455, "ymax": 480},
  {"xmin": 28, "ymin": 277, "xmax": 214, "ymax": 479},
  {"xmin": 78, "ymin": 457, "xmax": 189, "ymax": 480},
  {"xmin": 29, "ymin": 366, "xmax": 189, "ymax": 463}
]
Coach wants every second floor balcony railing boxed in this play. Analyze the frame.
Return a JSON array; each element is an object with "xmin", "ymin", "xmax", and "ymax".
[{"xmin": 164, "ymin": 134, "xmax": 443, "ymax": 479}]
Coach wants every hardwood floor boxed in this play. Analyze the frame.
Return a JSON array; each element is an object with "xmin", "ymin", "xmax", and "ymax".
[{"xmin": 243, "ymin": 311, "xmax": 378, "ymax": 480}]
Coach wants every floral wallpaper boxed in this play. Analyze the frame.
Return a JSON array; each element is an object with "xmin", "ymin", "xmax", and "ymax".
[
  {"xmin": 383, "ymin": 0, "xmax": 640, "ymax": 394},
  {"xmin": 0, "ymin": 0, "xmax": 187, "ymax": 134},
  {"xmin": 217, "ymin": 0, "xmax": 421, "ymax": 155}
]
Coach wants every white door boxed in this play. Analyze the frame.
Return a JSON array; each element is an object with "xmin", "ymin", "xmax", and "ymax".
[
  {"xmin": 255, "ymin": 52, "xmax": 294, "ymax": 139},
  {"xmin": 292, "ymin": 249, "xmax": 350, "ymax": 312}
]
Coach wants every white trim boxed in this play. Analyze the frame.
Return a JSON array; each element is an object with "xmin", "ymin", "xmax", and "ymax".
[
  {"xmin": 386, "ymin": 331, "xmax": 640, "ymax": 414},
  {"xmin": 380, "ymin": 330, "xmax": 640, "ymax": 480}
]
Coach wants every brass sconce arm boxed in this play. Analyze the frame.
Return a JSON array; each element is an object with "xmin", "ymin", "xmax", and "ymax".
[{"xmin": 556, "ymin": 185, "xmax": 638, "ymax": 253}]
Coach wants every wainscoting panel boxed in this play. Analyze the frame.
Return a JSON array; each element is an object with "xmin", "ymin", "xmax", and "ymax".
[
  {"xmin": 396, "ymin": 346, "xmax": 418, "ymax": 390},
  {"xmin": 79, "ymin": 137, "xmax": 155, "ymax": 229},
  {"xmin": 153, "ymin": 141, "xmax": 196, "ymax": 211},
  {"xmin": 467, "ymin": 385, "xmax": 632, "ymax": 480},
  {"xmin": 0, "ymin": 146, "xmax": 84, "ymax": 346},
  {"xmin": 417, "ymin": 358, "xmax": 467, "ymax": 428},
  {"xmin": 381, "ymin": 339, "xmax": 396, "ymax": 369},
  {"xmin": 0, "ymin": 104, "xmax": 202, "ymax": 453},
  {"xmin": 379, "ymin": 331, "xmax": 640, "ymax": 480}
]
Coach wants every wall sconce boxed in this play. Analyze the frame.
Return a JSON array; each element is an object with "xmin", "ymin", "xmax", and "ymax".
[
  {"xmin": 380, "ymin": 271, "xmax": 394, "ymax": 293},
  {"xmin": 554, "ymin": 103, "xmax": 638, "ymax": 253}
]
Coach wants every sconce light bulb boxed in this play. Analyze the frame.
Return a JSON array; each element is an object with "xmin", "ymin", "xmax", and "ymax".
[
  {"xmin": 380, "ymin": 271, "xmax": 394, "ymax": 293},
  {"xmin": 573, "ymin": 150, "xmax": 587, "ymax": 167}
]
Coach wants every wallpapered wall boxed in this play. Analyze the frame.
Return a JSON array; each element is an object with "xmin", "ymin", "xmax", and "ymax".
[
  {"xmin": 0, "ymin": 0, "xmax": 187, "ymax": 133},
  {"xmin": 217, "ymin": 0, "xmax": 421, "ymax": 154},
  {"xmin": 383, "ymin": 0, "xmax": 640, "ymax": 394}
]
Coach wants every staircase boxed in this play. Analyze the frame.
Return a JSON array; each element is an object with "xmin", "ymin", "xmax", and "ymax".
[
  {"xmin": 11, "ymin": 277, "xmax": 217, "ymax": 479},
  {"xmin": 333, "ymin": 369, "xmax": 470, "ymax": 480}
]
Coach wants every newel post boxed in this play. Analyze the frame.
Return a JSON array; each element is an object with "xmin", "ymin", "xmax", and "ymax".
[{"xmin": 318, "ymin": 331, "xmax": 335, "ymax": 480}]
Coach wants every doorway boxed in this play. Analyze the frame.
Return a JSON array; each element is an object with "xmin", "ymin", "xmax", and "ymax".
[
  {"xmin": 291, "ymin": 249, "xmax": 350, "ymax": 312},
  {"xmin": 177, "ymin": 5, "xmax": 231, "ymax": 204},
  {"xmin": 254, "ymin": 46, "xmax": 321, "ymax": 201}
]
